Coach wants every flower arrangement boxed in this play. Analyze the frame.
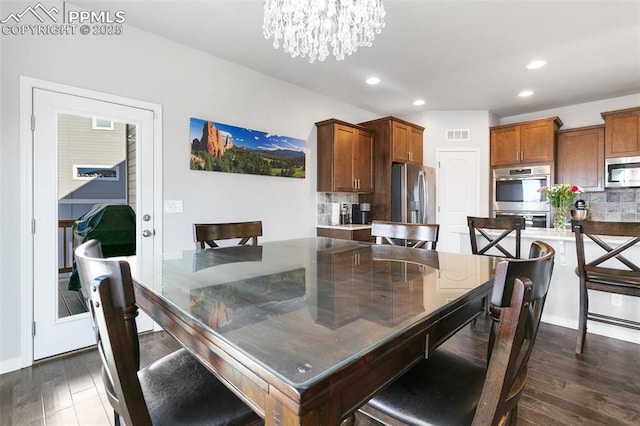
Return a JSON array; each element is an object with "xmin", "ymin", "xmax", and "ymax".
[
  {"xmin": 538, "ymin": 184, "xmax": 583, "ymax": 208},
  {"xmin": 538, "ymin": 184, "xmax": 583, "ymax": 230}
]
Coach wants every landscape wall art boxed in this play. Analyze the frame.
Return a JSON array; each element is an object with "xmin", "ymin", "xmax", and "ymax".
[{"xmin": 189, "ymin": 117, "xmax": 306, "ymax": 178}]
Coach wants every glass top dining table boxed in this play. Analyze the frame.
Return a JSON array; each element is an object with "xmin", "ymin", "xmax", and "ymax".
[{"xmin": 132, "ymin": 237, "xmax": 496, "ymax": 425}]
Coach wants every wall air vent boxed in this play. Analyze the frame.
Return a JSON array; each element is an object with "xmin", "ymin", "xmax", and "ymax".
[{"xmin": 446, "ymin": 129, "xmax": 470, "ymax": 141}]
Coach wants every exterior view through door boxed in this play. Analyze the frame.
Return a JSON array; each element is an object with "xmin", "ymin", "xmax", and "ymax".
[{"xmin": 31, "ymin": 87, "xmax": 157, "ymax": 360}]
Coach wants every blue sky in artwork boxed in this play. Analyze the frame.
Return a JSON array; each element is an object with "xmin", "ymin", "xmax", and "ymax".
[{"xmin": 190, "ymin": 118, "xmax": 306, "ymax": 153}]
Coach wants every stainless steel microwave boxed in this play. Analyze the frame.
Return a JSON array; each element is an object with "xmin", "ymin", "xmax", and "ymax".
[{"xmin": 605, "ymin": 156, "xmax": 640, "ymax": 188}]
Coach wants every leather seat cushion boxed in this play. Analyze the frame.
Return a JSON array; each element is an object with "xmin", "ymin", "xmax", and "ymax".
[
  {"xmin": 366, "ymin": 349, "xmax": 486, "ymax": 426},
  {"xmin": 138, "ymin": 348, "xmax": 257, "ymax": 426}
]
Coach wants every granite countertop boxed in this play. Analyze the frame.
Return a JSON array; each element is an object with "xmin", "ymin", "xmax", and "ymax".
[{"xmin": 316, "ymin": 224, "xmax": 372, "ymax": 231}]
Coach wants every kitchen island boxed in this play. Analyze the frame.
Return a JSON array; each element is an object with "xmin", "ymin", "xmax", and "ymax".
[{"xmin": 455, "ymin": 226, "xmax": 640, "ymax": 345}]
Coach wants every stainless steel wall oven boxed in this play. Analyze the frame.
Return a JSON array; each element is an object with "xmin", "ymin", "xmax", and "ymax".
[{"xmin": 493, "ymin": 165, "xmax": 551, "ymax": 228}]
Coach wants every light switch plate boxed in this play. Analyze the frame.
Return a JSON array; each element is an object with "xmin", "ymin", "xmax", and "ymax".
[{"xmin": 164, "ymin": 200, "xmax": 183, "ymax": 213}]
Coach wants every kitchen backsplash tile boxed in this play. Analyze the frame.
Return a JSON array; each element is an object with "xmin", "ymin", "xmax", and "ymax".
[
  {"xmin": 317, "ymin": 192, "xmax": 359, "ymax": 225},
  {"xmin": 317, "ymin": 189, "xmax": 640, "ymax": 226},
  {"xmin": 579, "ymin": 188, "xmax": 640, "ymax": 222}
]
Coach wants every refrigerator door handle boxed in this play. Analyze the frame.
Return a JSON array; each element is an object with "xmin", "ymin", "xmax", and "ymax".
[{"xmin": 419, "ymin": 171, "xmax": 427, "ymax": 223}]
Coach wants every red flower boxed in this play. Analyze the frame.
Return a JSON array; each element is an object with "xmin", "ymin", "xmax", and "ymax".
[{"xmin": 571, "ymin": 185, "xmax": 580, "ymax": 192}]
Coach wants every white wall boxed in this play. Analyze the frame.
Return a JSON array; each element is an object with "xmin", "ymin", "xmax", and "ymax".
[
  {"xmin": 402, "ymin": 110, "xmax": 494, "ymax": 216},
  {"xmin": 0, "ymin": 11, "xmax": 377, "ymax": 369}
]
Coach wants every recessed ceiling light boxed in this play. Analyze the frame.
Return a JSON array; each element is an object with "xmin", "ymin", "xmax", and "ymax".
[
  {"xmin": 519, "ymin": 90, "xmax": 534, "ymax": 97},
  {"xmin": 413, "ymin": 99, "xmax": 426, "ymax": 106},
  {"xmin": 366, "ymin": 76, "xmax": 380, "ymax": 85},
  {"xmin": 527, "ymin": 60, "xmax": 546, "ymax": 69}
]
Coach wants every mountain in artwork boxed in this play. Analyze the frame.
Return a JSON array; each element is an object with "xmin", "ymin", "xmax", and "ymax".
[{"xmin": 191, "ymin": 121, "xmax": 234, "ymax": 157}]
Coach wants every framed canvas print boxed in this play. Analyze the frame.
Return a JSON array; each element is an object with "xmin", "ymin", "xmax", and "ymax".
[{"xmin": 189, "ymin": 117, "xmax": 306, "ymax": 178}]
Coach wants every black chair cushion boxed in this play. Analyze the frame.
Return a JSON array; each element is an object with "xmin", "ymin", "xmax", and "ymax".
[
  {"xmin": 367, "ymin": 349, "xmax": 486, "ymax": 426},
  {"xmin": 138, "ymin": 348, "xmax": 257, "ymax": 426}
]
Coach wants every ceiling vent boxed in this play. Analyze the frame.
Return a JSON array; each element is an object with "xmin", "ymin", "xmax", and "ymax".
[{"xmin": 446, "ymin": 129, "xmax": 470, "ymax": 141}]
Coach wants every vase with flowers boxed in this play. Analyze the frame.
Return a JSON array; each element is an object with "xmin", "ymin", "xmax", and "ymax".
[{"xmin": 538, "ymin": 184, "xmax": 583, "ymax": 231}]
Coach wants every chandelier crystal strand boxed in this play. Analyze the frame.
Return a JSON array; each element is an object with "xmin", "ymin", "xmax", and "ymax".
[{"xmin": 263, "ymin": 0, "xmax": 386, "ymax": 63}]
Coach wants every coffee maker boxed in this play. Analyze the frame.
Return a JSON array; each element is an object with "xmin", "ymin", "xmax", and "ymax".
[{"xmin": 351, "ymin": 203, "xmax": 371, "ymax": 224}]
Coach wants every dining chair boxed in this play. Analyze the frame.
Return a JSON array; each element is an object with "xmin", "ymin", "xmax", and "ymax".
[
  {"xmin": 572, "ymin": 220, "xmax": 640, "ymax": 355},
  {"xmin": 467, "ymin": 216, "xmax": 525, "ymax": 259},
  {"xmin": 370, "ymin": 220, "xmax": 440, "ymax": 250},
  {"xmin": 358, "ymin": 240, "xmax": 555, "ymax": 426},
  {"xmin": 193, "ymin": 220, "xmax": 263, "ymax": 248},
  {"xmin": 74, "ymin": 240, "xmax": 260, "ymax": 426}
]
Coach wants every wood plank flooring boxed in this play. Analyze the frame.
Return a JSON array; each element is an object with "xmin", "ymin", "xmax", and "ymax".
[
  {"xmin": 1, "ymin": 316, "xmax": 638, "ymax": 425},
  {"xmin": 0, "ymin": 332, "xmax": 180, "ymax": 426}
]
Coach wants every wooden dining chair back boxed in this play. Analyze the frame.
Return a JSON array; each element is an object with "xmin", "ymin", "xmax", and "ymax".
[
  {"xmin": 486, "ymin": 240, "xmax": 555, "ymax": 357},
  {"xmin": 371, "ymin": 220, "xmax": 440, "ymax": 250},
  {"xmin": 572, "ymin": 220, "xmax": 640, "ymax": 354},
  {"xmin": 193, "ymin": 221, "xmax": 263, "ymax": 248},
  {"xmin": 358, "ymin": 240, "xmax": 555, "ymax": 426},
  {"xmin": 74, "ymin": 240, "xmax": 259, "ymax": 426},
  {"xmin": 467, "ymin": 216, "xmax": 525, "ymax": 259}
]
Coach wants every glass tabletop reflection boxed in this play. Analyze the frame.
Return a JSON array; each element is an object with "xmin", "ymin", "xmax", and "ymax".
[{"xmin": 138, "ymin": 237, "xmax": 495, "ymax": 388}]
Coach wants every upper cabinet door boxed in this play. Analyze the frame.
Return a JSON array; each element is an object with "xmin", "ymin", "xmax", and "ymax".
[
  {"xmin": 602, "ymin": 107, "xmax": 640, "ymax": 158},
  {"xmin": 520, "ymin": 120, "xmax": 556, "ymax": 164},
  {"xmin": 490, "ymin": 126, "xmax": 520, "ymax": 166},
  {"xmin": 409, "ymin": 127, "xmax": 424, "ymax": 165},
  {"xmin": 556, "ymin": 126, "xmax": 604, "ymax": 192},
  {"xmin": 391, "ymin": 121, "xmax": 410, "ymax": 163},
  {"xmin": 333, "ymin": 124, "xmax": 357, "ymax": 192},
  {"xmin": 354, "ymin": 129, "xmax": 374, "ymax": 192}
]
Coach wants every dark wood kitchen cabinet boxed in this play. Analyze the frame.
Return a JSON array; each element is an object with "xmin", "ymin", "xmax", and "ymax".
[
  {"xmin": 316, "ymin": 119, "xmax": 374, "ymax": 193},
  {"xmin": 490, "ymin": 117, "xmax": 563, "ymax": 166},
  {"xmin": 359, "ymin": 116, "xmax": 425, "ymax": 221},
  {"xmin": 360, "ymin": 117, "xmax": 424, "ymax": 166},
  {"xmin": 556, "ymin": 125, "xmax": 604, "ymax": 192},
  {"xmin": 390, "ymin": 120, "xmax": 423, "ymax": 164},
  {"xmin": 601, "ymin": 107, "xmax": 640, "ymax": 158}
]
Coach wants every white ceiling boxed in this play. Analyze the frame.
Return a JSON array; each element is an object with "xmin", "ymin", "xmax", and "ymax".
[{"xmin": 72, "ymin": 0, "xmax": 640, "ymax": 118}]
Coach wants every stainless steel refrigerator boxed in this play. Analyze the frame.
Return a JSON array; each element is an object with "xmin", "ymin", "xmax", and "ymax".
[{"xmin": 391, "ymin": 163, "xmax": 436, "ymax": 224}]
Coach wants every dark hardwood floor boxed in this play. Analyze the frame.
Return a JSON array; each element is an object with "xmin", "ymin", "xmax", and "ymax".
[{"xmin": 1, "ymin": 316, "xmax": 638, "ymax": 425}]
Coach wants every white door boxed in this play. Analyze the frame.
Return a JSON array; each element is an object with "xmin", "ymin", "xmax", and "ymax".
[
  {"xmin": 436, "ymin": 150, "xmax": 480, "ymax": 253},
  {"xmin": 32, "ymin": 88, "xmax": 156, "ymax": 360}
]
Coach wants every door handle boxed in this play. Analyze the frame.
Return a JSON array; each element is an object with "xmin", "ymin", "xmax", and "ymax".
[{"xmin": 142, "ymin": 229, "xmax": 155, "ymax": 237}]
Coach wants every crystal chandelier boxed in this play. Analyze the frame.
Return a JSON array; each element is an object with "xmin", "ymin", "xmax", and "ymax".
[{"xmin": 263, "ymin": 0, "xmax": 386, "ymax": 63}]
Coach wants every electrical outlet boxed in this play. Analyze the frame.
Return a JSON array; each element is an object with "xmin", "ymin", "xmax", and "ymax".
[{"xmin": 611, "ymin": 294, "xmax": 623, "ymax": 307}]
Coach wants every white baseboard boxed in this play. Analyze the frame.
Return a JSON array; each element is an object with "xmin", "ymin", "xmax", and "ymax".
[
  {"xmin": 0, "ymin": 357, "xmax": 24, "ymax": 375},
  {"xmin": 542, "ymin": 314, "xmax": 640, "ymax": 345}
]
